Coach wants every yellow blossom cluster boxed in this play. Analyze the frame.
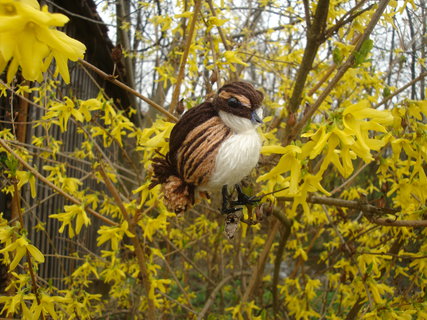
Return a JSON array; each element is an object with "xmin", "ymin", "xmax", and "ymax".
[
  {"xmin": 0, "ymin": 0, "xmax": 86, "ymax": 83},
  {"xmin": 258, "ymin": 100, "xmax": 394, "ymax": 215}
]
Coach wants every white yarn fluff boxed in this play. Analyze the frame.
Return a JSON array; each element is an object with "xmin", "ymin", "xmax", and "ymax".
[{"xmin": 202, "ymin": 109, "xmax": 263, "ymax": 190}]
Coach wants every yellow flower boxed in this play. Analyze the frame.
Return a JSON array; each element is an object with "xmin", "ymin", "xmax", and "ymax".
[
  {"xmin": 257, "ymin": 145, "xmax": 301, "ymax": 194},
  {"xmin": 343, "ymin": 100, "xmax": 393, "ymax": 162},
  {"xmin": 0, "ymin": 235, "xmax": 44, "ymax": 270},
  {"xmin": 49, "ymin": 204, "xmax": 91, "ymax": 238},
  {"xmin": 0, "ymin": 0, "xmax": 86, "ymax": 83},
  {"xmin": 223, "ymin": 51, "xmax": 249, "ymax": 71},
  {"xmin": 97, "ymin": 221, "xmax": 134, "ymax": 251}
]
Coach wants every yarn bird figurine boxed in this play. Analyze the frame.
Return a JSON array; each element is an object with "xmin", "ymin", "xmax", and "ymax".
[{"xmin": 150, "ymin": 81, "xmax": 264, "ymax": 215}]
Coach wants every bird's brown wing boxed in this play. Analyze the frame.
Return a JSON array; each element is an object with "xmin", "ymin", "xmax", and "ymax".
[
  {"xmin": 168, "ymin": 102, "xmax": 231, "ymax": 186},
  {"xmin": 168, "ymin": 102, "xmax": 218, "ymax": 167}
]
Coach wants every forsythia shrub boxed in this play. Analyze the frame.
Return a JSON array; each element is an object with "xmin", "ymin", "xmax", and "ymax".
[{"xmin": 0, "ymin": 0, "xmax": 426, "ymax": 319}]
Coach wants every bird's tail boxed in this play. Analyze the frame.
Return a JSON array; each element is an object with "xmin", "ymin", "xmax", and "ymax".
[{"xmin": 149, "ymin": 155, "xmax": 195, "ymax": 213}]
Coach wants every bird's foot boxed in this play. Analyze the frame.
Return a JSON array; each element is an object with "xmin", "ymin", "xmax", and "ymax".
[
  {"xmin": 231, "ymin": 184, "xmax": 260, "ymax": 206},
  {"xmin": 221, "ymin": 185, "xmax": 240, "ymax": 215},
  {"xmin": 221, "ymin": 206, "xmax": 242, "ymax": 215}
]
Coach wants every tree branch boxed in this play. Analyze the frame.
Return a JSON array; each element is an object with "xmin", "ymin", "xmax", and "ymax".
[
  {"xmin": 97, "ymin": 164, "xmax": 156, "ymax": 320},
  {"xmin": 265, "ymin": 193, "xmax": 397, "ymax": 216},
  {"xmin": 265, "ymin": 193, "xmax": 427, "ymax": 228},
  {"xmin": 302, "ymin": 0, "xmax": 312, "ymax": 29},
  {"xmin": 206, "ymin": 0, "xmax": 232, "ymax": 51},
  {"xmin": 374, "ymin": 71, "xmax": 427, "ymax": 109},
  {"xmin": 170, "ymin": 0, "xmax": 202, "ymax": 114},
  {"xmin": 197, "ymin": 271, "xmax": 251, "ymax": 319},
  {"xmin": 241, "ymin": 218, "xmax": 281, "ymax": 305},
  {"xmin": 372, "ymin": 218, "xmax": 427, "ymax": 228},
  {"xmin": 287, "ymin": 0, "xmax": 330, "ymax": 115},
  {"xmin": 272, "ymin": 210, "xmax": 292, "ymax": 316},
  {"xmin": 0, "ymin": 138, "xmax": 118, "ymax": 227},
  {"xmin": 12, "ymin": 183, "xmax": 45, "ymax": 319},
  {"xmin": 290, "ymin": 0, "xmax": 391, "ymax": 140},
  {"xmin": 78, "ymin": 59, "xmax": 178, "ymax": 122},
  {"xmin": 324, "ymin": 1, "xmax": 372, "ymax": 38}
]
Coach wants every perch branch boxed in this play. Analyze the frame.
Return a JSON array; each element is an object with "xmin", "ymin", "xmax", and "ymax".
[
  {"xmin": 371, "ymin": 218, "xmax": 427, "ymax": 228},
  {"xmin": 274, "ymin": 193, "xmax": 427, "ymax": 228}
]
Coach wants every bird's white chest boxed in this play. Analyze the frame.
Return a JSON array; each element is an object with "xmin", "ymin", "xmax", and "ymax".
[{"xmin": 205, "ymin": 129, "xmax": 261, "ymax": 189}]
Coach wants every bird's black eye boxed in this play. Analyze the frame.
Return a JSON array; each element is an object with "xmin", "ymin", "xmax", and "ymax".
[{"xmin": 227, "ymin": 97, "xmax": 241, "ymax": 108}]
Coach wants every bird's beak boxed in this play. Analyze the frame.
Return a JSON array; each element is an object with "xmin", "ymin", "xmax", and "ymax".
[{"xmin": 251, "ymin": 110, "xmax": 263, "ymax": 124}]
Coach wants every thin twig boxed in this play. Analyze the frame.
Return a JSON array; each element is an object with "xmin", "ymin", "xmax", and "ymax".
[
  {"xmin": 170, "ymin": 0, "xmax": 202, "ymax": 113},
  {"xmin": 330, "ymin": 162, "xmax": 371, "ymax": 195},
  {"xmin": 198, "ymin": 271, "xmax": 252, "ymax": 319},
  {"xmin": 155, "ymin": 243, "xmax": 195, "ymax": 310},
  {"xmin": 290, "ymin": 0, "xmax": 391, "ymax": 140},
  {"xmin": 97, "ymin": 164, "xmax": 156, "ymax": 320},
  {"xmin": 324, "ymin": 1, "xmax": 372, "ymax": 38},
  {"xmin": 0, "ymin": 80, "xmax": 47, "ymax": 111},
  {"xmin": 206, "ymin": 0, "xmax": 232, "ymax": 51},
  {"xmin": 272, "ymin": 210, "xmax": 292, "ymax": 316},
  {"xmin": 162, "ymin": 235, "xmax": 216, "ymax": 286},
  {"xmin": 322, "ymin": 205, "xmax": 374, "ymax": 310},
  {"xmin": 374, "ymin": 71, "xmax": 427, "ymax": 109},
  {"xmin": 158, "ymin": 291, "xmax": 198, "ymax": 315},
  {"xmin": 44, "ymin": 0, "xmax": 115, "ymax": 26},
  {"xmin": 78, "ymin": 59, "xmax": 178, "ymax": 122},
  {"xmin": 12, "ymin": 184, "xmax": 45, "ymax": 319},
  {"xmin": 307, "ymin": 64, "xmax": 337, "ymax": 97},
  {"xmin": 0, "ymin": 138, "xmax": 117, "ymax": 226},
  {"xmin": 241, "ymin": 218, "xmax": 281, "ymax": 304}
]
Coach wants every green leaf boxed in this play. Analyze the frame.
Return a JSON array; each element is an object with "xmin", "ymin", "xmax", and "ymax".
[
  {"xmin": 382, "ymin": 86, "xmax": 391, "ymax": 98},
  {"xmin": 5, "ymin": 156, "xmax": 18, "ymax": 174},
  {"xmin": 332, "ymin": 47, "xmax": 343, "ymax": 65},
  {"xmin": 353, "ymin": 39, "xmax": 373, "ymax": 67}
]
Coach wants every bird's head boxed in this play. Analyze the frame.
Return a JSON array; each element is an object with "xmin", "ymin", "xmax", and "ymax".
[{"xmin": 213, "ymin": 81, "xmax": 264, "ymax": 132}]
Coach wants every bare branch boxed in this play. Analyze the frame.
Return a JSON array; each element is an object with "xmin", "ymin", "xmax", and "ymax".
[
  {"xmin": 241, "ymin": 219, "xmax": 281, "ymax": 304},
  {"xmin": 324, "ymin": 1, "xmax": 373, "ymax": 38},
  {"xmin": 0, "ymin": 138, "xmax": 118, "ymax": 227},
  {"xmin": 374, "ymin": 71, "xmax": 427, "ymax": 108},
  {"xmin": 170, "ymin": 0, "xmax": 202, "ymax": 114},
  {"xmin": 287, "ymin": 0, "xmax": 330, "ymax": 115},
  {"xmin": 372, "ymin": 218, "xmax": 427, "ymax": 228},
  {"xmin": 78, "ymin": 59, "xmax": 178, "ymax": 122},
  {"xmin": 206, "ymin": 0, "xmax": 232, "ymax": 51},
  {"xmin": 289, "ymin": 0, "xmax": 391, "ymax": 141},
  {"xmin": 98, "ymin": 164, "xmax": 156, "ymax": 320},
  {"xmin": 198, "ymin": 271, "xmax": 252, "ymax": 319}
]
